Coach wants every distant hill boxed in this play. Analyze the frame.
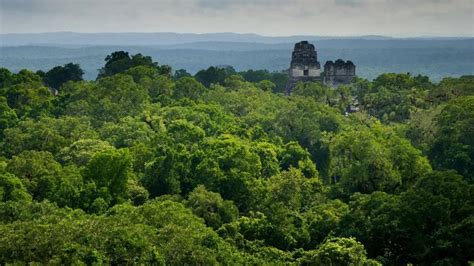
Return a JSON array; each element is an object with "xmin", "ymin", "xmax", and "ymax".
[
  {"xmin": 0, "ymin": 32, "xmax": 403, "ymax": 46},
  {"xmin": 0, "ymin": 32, "xmax": 473, "ymax": 82}
]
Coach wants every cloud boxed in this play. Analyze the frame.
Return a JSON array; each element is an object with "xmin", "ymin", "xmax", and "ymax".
[
  {"xmin": 0, "ymin": 0, "xmax": 472, "ymax": 36},
  {"xmin": 334, "ymin": 0, "xmax": 365, "ymax": 7},
  {"xmin": 1, "ymin": 0, "xmax": 48, "ymax": 13},
  {"xmin": 195, "ymin": 0, "xmax": 287, "ymax": 10}
]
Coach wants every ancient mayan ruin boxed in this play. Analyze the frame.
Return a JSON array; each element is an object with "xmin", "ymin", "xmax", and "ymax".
[
  {"xmin": 286, "ymin": 41, "xmax": 356, "ymax": 94},
  {"xmin": 324, "ymin": 59, "xmax": 356, "ymax": 87}
]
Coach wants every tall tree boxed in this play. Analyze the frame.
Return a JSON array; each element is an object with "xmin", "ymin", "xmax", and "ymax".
[
  {"xmin": 44, "ymin": 63, "xmax": 84, "ymax": 90},
  {"xmin": 195, "ymin": 66, "xmax": 236, "ymax": 87},
  {"xmin": 429, "ymin": 96, "xmax": 474, "ymax": 181},
  {"xmin": 97, "ymin": 51, "xmax": 171, "ymax": 79}
]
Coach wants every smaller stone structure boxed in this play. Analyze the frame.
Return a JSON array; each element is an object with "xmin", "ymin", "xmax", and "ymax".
[{"xmin": 323, "ymin": 60, "xmax": 356, "ymax": 87}]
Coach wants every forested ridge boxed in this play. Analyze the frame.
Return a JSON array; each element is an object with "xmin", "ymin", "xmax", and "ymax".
[
  {"xmin": 0, "ymin": 51, "xmax": 472, "ymax": 265},
  {"xmin": 3, "ymin": 40, "xmax": 473, "ymax": 82}
]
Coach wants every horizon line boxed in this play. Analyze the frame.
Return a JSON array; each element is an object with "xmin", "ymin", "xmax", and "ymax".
[{"xmin": 1, "ymin": 31, "xmax": 473, "ymax": 39}]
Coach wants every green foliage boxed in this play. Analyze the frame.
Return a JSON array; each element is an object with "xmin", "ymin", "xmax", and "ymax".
[
  {"xmin": 173, "ymin": 76, "xmax": 206, "ymax": 100},
  {"xmin": 82, "ymin": 149, "xmax": 132, "ymax": 208},
  {"xmin": 293, "ymin": 81, "xmax": 337, "ymax": 105},
  {"xmin": 428, "ymin": 75, "xmax": 474, "ymax": 103},
  {"xmin": 0, "ymin": 68, "xmax": 13, "ymax": 88},
  {"xmin": 0, "ymin": 69, "xmax": 43, "ymax": 87},
  {"xmin": 405, "ymin": 104, "xmax": 442, "ymax": 152},
  {"xmin": 98, "ymin": 51, "xmax": 171, "ymax": 79},
  {"xmin": 304, "ymin": 199, "xmax": 349, "ymax": 248},
  {"xmin": 186, "ymin": 185, "xmax": 239, "ymax": 229},
  {"xmin": 256, "ymin": 80, "xmax": 276, "ymax": 92},
  {"xmin": 141, "ymin": 74, "xmax": 175, "ymax": 103},
  {"xmin": 0, "ymin": 81, "xmax": 54, "ymax": 118},
  {"xmin": 99, "ymin": 116, "xmax": 157, "ymax": 148},
  {"xmin": 224, "ymin": 75, "xmax": 255, "ymax": 91},
  {"xmin": 280, "ymin": 142, "xmax": 318, "ymax": 178},
  {"xmin": 6, "ymin": 150, "xmax": 62, "ymax": 201},
  {"xmin": 124, "ymin": 65, "xmax": 160, "ymax": 82},
  {"xmin": 257, "ymin": 169, "xmax": 325, "ymax": 250},
  {"xmin": 372, "ymin": 73, "xmax": 433, "ymax": 90},
  {"xmin": 57, "ymin": 138, "xmax": 114, "ymax": 166},
  {"xmin": 44, "ymin": 63, "xmax": 84, "ymax": 90},
  {"xmin": 253, "ymin": 141, "xmax": 280, "ymax": 178},
  {"xmin": 339, "ymin": 171, "xmax": 473, "ymax": 264},
  {"xmin": 198, "ymin": 135, "xmax": 262, "ymax": 205},
  {"xmin": 173, "ymin": 68, "xmax": 191, "ymax": 79},
  {"xmin": 239, "ymin": 69, "xmax": 288, "ymax": 93},
  {"xmin": 326, "ymin": 122, "xmax": 431, "ymax": 194},
  {"xmin": 195, "ymin": 65, "xmax": 236, "ymax": 87},
  {"xmin": 0, "ymin": 200, "xmax": 253, "ymax": 264},
  {"xmin": 0, "ymin": 173, "xmax": 32, "ymax": 202},
  {"xmin": 2, "ymin": 116, "xmax": 97, "ymax": 156},
  {"xmin": 0, "ymin": 55, "xmax": 471, "ymax": 264},
  {"xmin": 272, "ymin": 97, "xmax": 343, "ymax": 177},
  {"xmin": 356, "ymin": 73, "xmax": 432, "ymax": 123},
  {"xmin": 299, "ymin": 237, "xmax": 381, "ymax": 266},
  {"xmin": 61, "ymin": 74, "xmax": 150, "ymax": 124},
  {"xmin": 142, "ymin": 143, "xmax": 193, "ymax": 197},
  {"xmin": 0, "ymin": 97, "xmax": 17, "ymax": 138},
  {"xmin": 429, "ymin": 96, "xmax": 474, "ymax": 181}
]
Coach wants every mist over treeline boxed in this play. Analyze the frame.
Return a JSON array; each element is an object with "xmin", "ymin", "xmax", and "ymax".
[{"xmin": 1, "ymin": 33, "xmax": 473, "ymax": 81}]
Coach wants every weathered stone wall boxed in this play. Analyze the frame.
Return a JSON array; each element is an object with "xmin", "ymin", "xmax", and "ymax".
[
  {"xmin": 291, "ymin": 67, "xmax": 320, "ymax": 77},
  {"xmin": 290, "ymin": 41, "xmax": 320, "ymax": 69},
  {"xmin": 308, "ymin": 69, "xmax": 320, "ymax": 76},
  {"xmin": 323, "ymin": 59, "xmax": 356, "ymax": 87}
]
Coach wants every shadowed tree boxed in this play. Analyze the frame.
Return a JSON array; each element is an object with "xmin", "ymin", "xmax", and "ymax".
[
  {"xmin": 97, "ymin": 51, "xmax": 171, "ymax": 79},
  {"xmin": 44, "ymin": 63, "xmax": 84, "ymax": 90}
]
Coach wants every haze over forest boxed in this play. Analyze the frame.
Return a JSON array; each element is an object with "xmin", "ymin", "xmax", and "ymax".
[
  {"xmin": 2, "ymin": 0, "xmax": 473, "ymax": 81},
  {"xmin": 1, "ymin": 32, "xmax": 473, "ymax": 81}
]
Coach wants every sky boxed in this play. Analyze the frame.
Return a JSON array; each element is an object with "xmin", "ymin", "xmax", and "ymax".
[{"xmin": 1, "ymin": 0, "xmax": 473, "ymax": 37}]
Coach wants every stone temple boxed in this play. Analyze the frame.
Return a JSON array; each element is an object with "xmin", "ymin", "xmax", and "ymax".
[
  {"xmin": 286, "ymin": 41, "xmax": 356, "ymax": 94},
  {"xmin": 324, "ymin": 60, "xmax": 356, "ymax": 87}
]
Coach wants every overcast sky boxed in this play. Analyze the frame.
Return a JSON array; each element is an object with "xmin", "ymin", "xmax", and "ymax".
[{"xmin": 1, "ymin": 0, "xmax": 473, "ymax": 36}]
